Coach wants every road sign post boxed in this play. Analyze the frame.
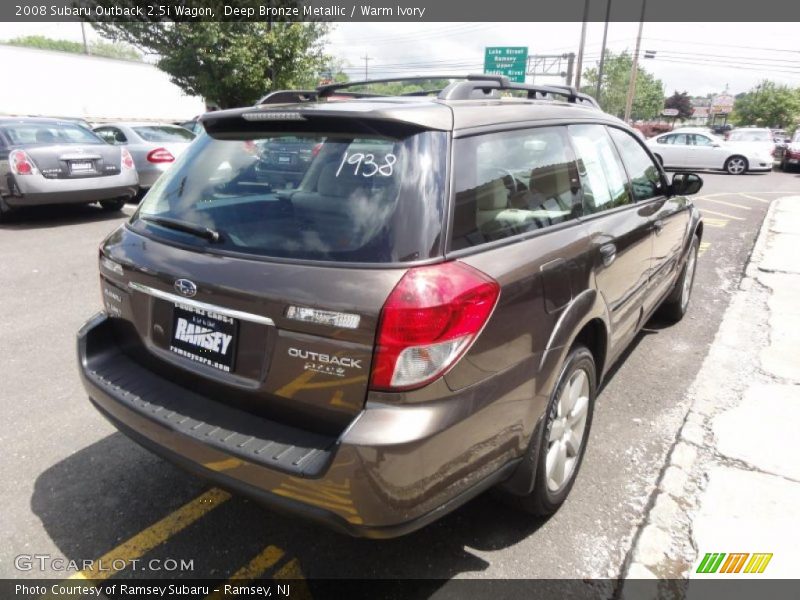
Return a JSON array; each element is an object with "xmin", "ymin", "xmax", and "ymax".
[{"xmin": 484, "ymin": 47, "xmax": 529, "ymax": 83}]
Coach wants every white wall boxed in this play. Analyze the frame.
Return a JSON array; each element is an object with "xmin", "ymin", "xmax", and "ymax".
[{"xmin": 0, "ymin": 44, "xmax": 207, "ymax": 121}]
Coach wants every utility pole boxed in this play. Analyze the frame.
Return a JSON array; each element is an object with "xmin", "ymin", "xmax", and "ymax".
[
  {"xmin": 80, "ymin": 21, "xmax": 89, "ymax": 55},
  {"xmin": 623, "ymin": 0, "xmax": 646, "ymax": 122},
  {"xmin": 361, "ymin": 54, "xmax": 371, "ymax": 80},
  {"xmin": 596, "ymin": 0, "xmax": 612, "ymax": 103},
  {"xmin": 574, "ymin": 0, "xmax": 590, "ymax": 89}
]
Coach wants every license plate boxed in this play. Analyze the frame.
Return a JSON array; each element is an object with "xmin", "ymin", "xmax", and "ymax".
[
  {"xmin": 70, "ymin": 161, "xmax": 94, "ymax": 172},
  {"xmin": 789, "ymin": 159, "xmax": 799, "ymax": 164},
  {"xmin": 277, "ymin": 154, "xmax": 292, "ymax": 164},
  {"xmin": 170, "ymin": 304, "xmax": 238, "ymax": 372}
]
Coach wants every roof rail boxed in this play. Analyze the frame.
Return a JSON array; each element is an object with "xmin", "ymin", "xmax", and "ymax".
[
  {"xmin": 309, "ymin": 74, "xmax": 601, "ymax": 108},
  {"xmin": 438, "ymin": 77, "xmax": 601, "ymax": 108},
  {"xmin": 256, "ymin": 90, "xmax": 318, "ymax": 105},
  {"xmin": 316, "ymin": 75, "xmax": 480, "ymax": 99}
]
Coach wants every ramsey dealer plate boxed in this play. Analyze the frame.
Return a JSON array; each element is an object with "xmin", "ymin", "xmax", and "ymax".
[{"xmin": 170, "ymin": 304, "xmax": 238, "ymax": 372}]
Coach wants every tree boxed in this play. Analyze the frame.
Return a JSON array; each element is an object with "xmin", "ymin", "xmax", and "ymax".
[
  {"xmin": 664, "ymin": 90, "xmax": 693, "ymax": 120},
  {"xmin": 581, "ymin": 51, "xmax": 665, "ymax": 121},
  {"xmin": 5, "ymin": 35, "xmax": 142, "ymax": 61},
  {"xmin": 88, "ymin": 7, "xmax": 331, "ymax": 108},
  {"xmin": 732, "ymin": 80, "xmax": 800, "ymax": 128}
]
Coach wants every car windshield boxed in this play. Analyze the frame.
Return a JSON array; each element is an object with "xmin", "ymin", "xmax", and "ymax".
[
  {"xmin": 0, "ymin": 122, "xmax": 104, "ymax": 145},
  {"xmin": 133, "ymin": 130, "xmax": 447, "ymax": 263},
  {"xmin": 728, "ymin": 130, "xmax": 772, "ymax": 142},
  {"xmin": 133, "ymin": 126, "xmax": 196, "ymax": 143}
]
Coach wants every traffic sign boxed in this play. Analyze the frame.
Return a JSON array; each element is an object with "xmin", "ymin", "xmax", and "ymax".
[
  {"xmin": 484, "ymin": 47, "xmax": 528, "ymax": 83},
  {"xmin": 662, "ymin": 108, "xmax": 679, "ymax": 117}
]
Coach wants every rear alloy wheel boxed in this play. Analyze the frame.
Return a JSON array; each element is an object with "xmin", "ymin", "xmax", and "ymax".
[
  {"xmin": 100, "ymin": 198, "xmax": 126, "ymax": 212},
  {"xmin": 504, "ymin": 345, "xmax": 596, "ymax": 516},
  {"xmin": 660, "ymin": 235, "xmax": 699, "ymax": 322},
  {"xmin": 724, "ymin": 155, "xmax": 748, "ymax": 175}
]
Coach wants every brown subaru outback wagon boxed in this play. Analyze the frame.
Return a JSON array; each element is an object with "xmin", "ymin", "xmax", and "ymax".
[{"xmin": 78, "ymin": 76, "xmax": 703, "ymax": 538}]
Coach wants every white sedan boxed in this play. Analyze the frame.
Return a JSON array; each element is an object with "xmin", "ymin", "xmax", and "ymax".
[{"xmin": 647, "ymin": 128, "xmax": 773, "ymax": 175}]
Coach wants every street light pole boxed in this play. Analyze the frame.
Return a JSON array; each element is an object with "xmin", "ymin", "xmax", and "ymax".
[
  {"xmin": 574, "ymin": 0, "xmax": 590, "ymax": 89},
  {"xmin": 623, "ymin": 0, "xmax": 646, "ymax": 122},
  {"xmin": 596, "ymin": 0, "xmax": 612, "ymax": 103}
]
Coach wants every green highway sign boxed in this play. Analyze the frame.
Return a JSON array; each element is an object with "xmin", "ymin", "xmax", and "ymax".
[{"xmin": 484, "ymin": 47, "xmax": 529, "ymax": 83}]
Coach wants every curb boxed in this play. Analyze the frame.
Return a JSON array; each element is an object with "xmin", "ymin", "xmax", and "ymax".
[{"xmin": 620, "ymin": 196, "xmax": 782, "ymax": 584}]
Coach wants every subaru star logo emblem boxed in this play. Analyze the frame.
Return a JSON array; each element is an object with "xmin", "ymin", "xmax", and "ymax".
[{"xmin": 174, "ymin": 279, "xmax": 197, "ymax": 298}]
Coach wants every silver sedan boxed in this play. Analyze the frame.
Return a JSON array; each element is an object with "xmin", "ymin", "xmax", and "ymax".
[{"xmin": 93, "ymin": 123, "xmax": 195, "ymax": 191}]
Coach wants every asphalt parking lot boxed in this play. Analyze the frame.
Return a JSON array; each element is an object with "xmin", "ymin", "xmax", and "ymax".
[{"xmin": 1, "ymin": 169, "xmax": 798, "ymax": 590}]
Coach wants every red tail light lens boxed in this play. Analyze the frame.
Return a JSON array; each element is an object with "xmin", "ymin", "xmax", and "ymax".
[
  {"xmin": 9, "ymin": 150, "xmax": 35, "ymax": 175},
  {"xmin": 311, "ymin": 142, "xmax": 323, "ymax": 157},
  {"xmin": 146, "ymin": 147, "xmax": 175, "ymax": 163},
  {"xmin": 370, "ymin": 261, "xmax": 500, "ymax": 391},
  {"xmin": 120, "ymin": 148, "xmax": 135, "ymax": 170}
]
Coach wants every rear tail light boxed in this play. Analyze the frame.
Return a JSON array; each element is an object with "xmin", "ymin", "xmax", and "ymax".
[
  {"xmin": 370, "ymin": 262, "xmax": 500, "ymax": 391},
  {"xmin": 9, "ymin": 149, "xmax": 36, "ymax": 175},
  {"xmin": 120, "ymin": 148, "xmax": 135, "ymax": 170},
  {"xmin": 146, "ymin": 147, "xmax": 175, "ymax": 163},
  {"xmin": 311, "ymin": 142, "xmax": 323, "ymax": 157}
]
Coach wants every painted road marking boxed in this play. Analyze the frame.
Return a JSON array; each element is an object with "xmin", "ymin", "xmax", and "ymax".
[
  {"xmin": 737, "ymin": 193, "xmax": 770, "ymax": 204},
  {"xmin": 274, "ymin": 558, "xmax": 313, "ymax": 600},
  {"xmin": 696, "ymin": 197, "xmax": 751, "ymax": 210},
  {"xmin": 204, "ymin": 546, "xmax": 286, "ymax": 600},
  {"xmin": 699, "ymin": 242, "xmax": 711, "ymax": 257},
  {"xmin": 702, "ymin": 218, "xmax": 728, "ymax": 229},
  {"xmin": 68, "ymin": 488, "xmax": 231, "ymax": 581},
  {"xmin": 700, "ymin": 208, "xmax": 745, "ymax": 221}
]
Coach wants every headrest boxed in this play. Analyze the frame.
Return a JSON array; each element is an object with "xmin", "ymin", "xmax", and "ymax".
[{"xmin": 317, "ymin": 160, "xmax": 368, "ymax": 197}]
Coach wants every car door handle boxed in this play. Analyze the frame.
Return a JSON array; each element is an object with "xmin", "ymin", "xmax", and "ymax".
[
  {"xmin": 653, "ymin": 219, "xmax": 665, "ymax": 235},
  {"xmin": 599, "ymin": 243, "xmax": 617, "ymax": 266}
]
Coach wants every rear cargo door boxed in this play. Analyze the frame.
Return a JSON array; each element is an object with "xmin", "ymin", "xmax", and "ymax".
[{"xmin": 24, "ymin": 144, "xmax": 122, "ymax": 179}]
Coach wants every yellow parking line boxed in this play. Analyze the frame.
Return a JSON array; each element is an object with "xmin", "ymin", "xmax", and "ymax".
[
  {"xmin": 204, "ymin": 546, "xmax": 285, "ymax": 600},
  {"xmin": 702, "ymin": 217, "xmax": 728, "ymax": 228},
  {"xmin": 699, "ymin": 242, "xmax": 711, "ymax": 257},
  {"xmin": 737, "ymin": 193, "xmax": 770, "ymax": 204},
  {"xmin": 696, "ymin": 197, "xmax": 750, "ymax": 210},
  {"xmin": 274, "ymin": 558, "xmax": 313, "ymax": 600},
  {"xmin": 700, "ymin": 208, "xmax": 745, "ymax": 221},
  {"xmin": 68, "ymin": 488, "xmax": 231, "ymax": 581}
]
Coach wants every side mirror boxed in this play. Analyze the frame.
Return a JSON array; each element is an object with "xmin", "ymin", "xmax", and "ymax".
[{"xmin": 672, "ymin": 172, "xmax": 703, "ymax": 196}]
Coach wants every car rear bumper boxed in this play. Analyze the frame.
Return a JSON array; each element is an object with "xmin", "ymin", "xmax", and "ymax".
[
  {"xmin": 7, "ymin": 172, "xmax": 138, "ymax": 206},
  {"xmin": 77, "ymin": 313, "xmax": 523, "ymax": 538}
]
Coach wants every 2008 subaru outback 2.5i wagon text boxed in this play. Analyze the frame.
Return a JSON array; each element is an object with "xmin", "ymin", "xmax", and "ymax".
[{"xmin": 78, "ymin": 75, "xmax": 703, "ymax": 537}]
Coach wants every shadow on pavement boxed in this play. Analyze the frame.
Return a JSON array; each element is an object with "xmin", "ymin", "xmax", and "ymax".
[
  {"xmin": 0, "ymin": 203, "xmax": 128, "ymax": 230},
  {"xmin": 31, "ymin": 432, "xmax": 549, "ymax": 582}
]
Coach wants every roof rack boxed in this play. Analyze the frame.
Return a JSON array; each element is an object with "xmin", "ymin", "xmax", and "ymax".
[
  {"xmin": 439, "ymin": 75, "xmax": 601, "ymax": 108},
  {"xmin": 256, "ymin": 90, "xmax": 318, "ymax": 105},
  {"xmin": 314, "ymin": 74, "xmax": 600, "ymax": 108}
]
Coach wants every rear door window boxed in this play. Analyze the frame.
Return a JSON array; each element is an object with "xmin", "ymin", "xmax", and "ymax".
[
  {"xmin": 133, "ymin": 130, "xmax": 447, "ymax": 263},
  {"xmin": 450, "ymin": 126, "xmax": 581, "ymax": 250},
  {"xmin": 568, "ymin": 124, "xmax": 631, "ymax": 214}
]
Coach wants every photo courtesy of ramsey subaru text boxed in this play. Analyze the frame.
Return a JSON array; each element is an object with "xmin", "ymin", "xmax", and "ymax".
[{"xmin": 78, "ymin": 75, "xmax": 703, "ymax": 537}]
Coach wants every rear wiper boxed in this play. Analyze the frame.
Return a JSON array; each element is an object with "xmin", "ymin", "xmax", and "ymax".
[{"xmin": 140, "ymin": 215, "xmax": 222, "ymax": 243}]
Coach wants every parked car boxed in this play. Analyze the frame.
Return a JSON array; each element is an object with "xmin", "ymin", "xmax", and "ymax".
[
  {"xmin": 647, "ymin": 127, "xmax": 773, "ymax": 174},
  {"xmin": 725, "ymin": 127, "xmax": 777, "ymax": 161},
  {"xmin": 78, "ymin": 76, "xmax": 703, "ymax": 537},
  {"xmin": 0, "ymin": 117, "xmax": 137, "ymax": 220},
  {"xmin": 93, "ymin": 123, "xmax": 196, "ymax": 192},
  {"xmin": 178, "ymin": 118, "xmax": 204, "ymax": 136},
  {"xmin": 781, "ymin": 130, "xmax": 800, "ymax": 171}
]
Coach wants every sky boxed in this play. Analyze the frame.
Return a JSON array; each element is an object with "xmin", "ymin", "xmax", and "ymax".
[{"xmin": 1, "ymin": 21, "xmax": 799, "ymax": 97}]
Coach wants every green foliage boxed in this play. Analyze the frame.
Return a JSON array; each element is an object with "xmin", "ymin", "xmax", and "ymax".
[
  {"xmin": 5, "ymin": 34, "xmax": 141, "ymax": 61},
  {"xmin": 732, "ymin": 81, "xmax": 800, "ymax": 128},
  {"xmin": 664, "ymin": 90, "xmax": 693, "ymax": 120},
  {"xmin": 87, "ymin": 1, "xmax": 332, "ymax": 108},
  {"xmin": 581, "ymin": 51, "xmax": 665, "ymax": 121}
]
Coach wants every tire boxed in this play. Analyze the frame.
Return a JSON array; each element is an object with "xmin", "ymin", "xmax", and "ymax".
[
  {"xmin": 724, "ymin": 155, "xmax": 748, "ymax": 175},
  {"xmin": 504, "ymin": 345, "xmax": 596, "ymax": 516},
  {"xmin": 0, "ymin": 196, "xmax": 12, "ymax": 223},
  {"xmin": 659, "ymin": 235, "xmax": 699, "ymax": 323},
  {"xmin": 100, "ymin": 197, "xmax": 126, "ymax": 212}
]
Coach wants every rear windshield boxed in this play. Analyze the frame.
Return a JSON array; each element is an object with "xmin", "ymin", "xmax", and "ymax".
[
  {"xmin": 133, "ymin": 131, "xmax": 447, "ymax": 263},
  {"xmin": 0, "ymin": 122, "xmax": 103, "ymax": 145},
  {"xmin": 728, "ymin": 130, "xmax": 772, "ymax": 142},
  {"xmin": 133, "ymin": 126, "xmax": 196, "ymax": 143}
]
